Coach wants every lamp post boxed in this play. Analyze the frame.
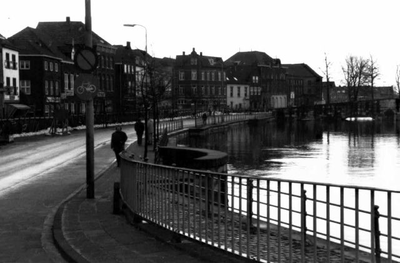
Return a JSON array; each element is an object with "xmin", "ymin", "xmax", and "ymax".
[
  {"xmin": 123, "ymin": 24, "xmax": 147, "ymax": 55},
  {"xmin": 124, "ymin": 23, "xmax": 149, "ymax": 159}
]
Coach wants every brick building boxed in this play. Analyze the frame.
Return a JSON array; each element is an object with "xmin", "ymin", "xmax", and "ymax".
[{"xmin": 172, "ymin": 48, "xmax": 226, "ymax": 113}]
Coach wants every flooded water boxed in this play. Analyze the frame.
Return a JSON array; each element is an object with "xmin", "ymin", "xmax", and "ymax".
[{"xmin": 182, "ymin": 119, "xmax": 400, "ymax": 191}]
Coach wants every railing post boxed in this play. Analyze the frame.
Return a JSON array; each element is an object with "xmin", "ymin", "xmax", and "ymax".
[
  {"xmin": 374, "ymin": 205, "xmax": 381, "ymax": 263},
  {"xmin": 247, "ymin": 178, "xmax": 254, "ymax": 231},
  {"xmin": 301, "ymin": 189, "xmax": 308, "ymax": 246}
]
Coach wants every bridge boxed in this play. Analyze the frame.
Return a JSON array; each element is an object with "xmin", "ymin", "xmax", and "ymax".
[{"xmin": 280, "ymin": 98, "xmax": 400, "ymax": 121}]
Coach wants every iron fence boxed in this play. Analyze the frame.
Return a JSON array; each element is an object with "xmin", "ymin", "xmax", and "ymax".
[{"xmin": 120, "ymin": 158, "xmax": 400, "ymax": 263}]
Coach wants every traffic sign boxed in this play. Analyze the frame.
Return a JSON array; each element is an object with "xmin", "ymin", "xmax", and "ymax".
[
  {"xmin": 74, "ymin": 47, "xmax": 98, "ymax": 73},
  {"xmin": 74, "ymin": 74, "xmax": 99, "ymax": 101}
]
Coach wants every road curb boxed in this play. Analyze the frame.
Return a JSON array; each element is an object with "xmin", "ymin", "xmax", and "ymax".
[{"xmin": 51, "ymin": 161, "xmax": 116, "ymax": 263}]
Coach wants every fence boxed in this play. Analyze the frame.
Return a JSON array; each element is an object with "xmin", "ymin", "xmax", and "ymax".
[
  {"xmin": 195, "ymin": 112, "xmax": 272, "ymax": 127},
  {"xmin": 120, "ymin": 158, "xmax": 400, "ymax": 263}
]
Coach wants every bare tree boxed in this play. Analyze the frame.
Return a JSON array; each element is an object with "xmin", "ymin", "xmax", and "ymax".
[
  {"xmin": 342, "ymin": 55, "xmax": 369, "ymax": 102},
  {"xmin": 322, "ymin": 53, "xmax": 332, "ymax": 104},
  {"xmin": 366, "ymin": 55, "xmax": 380, "ymax": 100},
  {"xmin": 396, "ymin": 65, "xmax": 400, "ymax": 97}
]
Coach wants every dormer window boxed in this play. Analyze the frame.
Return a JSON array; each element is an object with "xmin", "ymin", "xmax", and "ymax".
[{"xmin": 191, "ymin": 58, "xmax": 197, "ymax": 65}]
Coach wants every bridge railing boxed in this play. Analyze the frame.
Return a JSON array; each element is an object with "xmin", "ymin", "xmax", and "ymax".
[
  {"xmin": 195, "ymin": 112, "xmax": 272, "ymax": 127},
  {"xmin": 119, "ymin": 158, "xmax": 400, "ymax": 263}
]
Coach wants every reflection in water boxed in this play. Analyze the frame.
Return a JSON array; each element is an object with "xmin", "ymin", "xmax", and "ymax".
[{"xmin": 179, "ymin": 120, "xmax": 400, "ymax": 191}]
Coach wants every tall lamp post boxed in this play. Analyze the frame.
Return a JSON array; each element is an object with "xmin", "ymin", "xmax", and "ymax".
[
  {"xmin": 124, "ymin": 23, "xmax": 149, "ymax": 159},
  {"xmin": 123, "ymin": 24, "xmax": 147, "ymax": 55}
]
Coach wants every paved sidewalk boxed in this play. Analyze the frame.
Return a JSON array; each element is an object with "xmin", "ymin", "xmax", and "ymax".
[{"xmin": 53, "ymin": 142, "xmax": 250, "ymax": 263}]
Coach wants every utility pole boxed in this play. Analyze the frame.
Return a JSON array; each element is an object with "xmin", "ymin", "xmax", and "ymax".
[{"xmin": 85, "ymin": 0, "xmax": 95, "ymax": 199}]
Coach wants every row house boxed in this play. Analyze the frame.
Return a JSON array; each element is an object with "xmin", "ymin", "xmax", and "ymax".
[
  {"xmin": 35, "ymin": 17, "xmax": 117, "ymax": 116},
  {"xmin": 0, "ymin": 34, "xmax": 26, "ymax": 118},
  {"xmin": 7, "ymin": 17, "xmax": 117, "ymax": 118},
  {"xmin": 172, "ymin": 48, "xmax": 226, "ymax": 112},
  {"xmin": 114, "ymin": 41, "xmax": 147, "ymax": 116},
  {"xmin": 284, "ymin": 63, "xmax": 323, "ymax": 107},
  {"xmin": 225, "ymin": 51, "xmax": 287, "ymax": 111}
]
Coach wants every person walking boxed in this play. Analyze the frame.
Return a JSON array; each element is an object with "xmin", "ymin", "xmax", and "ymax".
[
  {"xmin": 134, "ymin": 119, "xmax": 145, "ymax": 146},
  {"xmin": 147, "ymin": 118, "xmax": 154, "ymax": 145},
  {"xmin": 202, "ymin": 112, "xmax": 207, "ymax": 125},
  {"xmin": 111, "ymin": 125, "xmax": 127, "ymax": 167}
]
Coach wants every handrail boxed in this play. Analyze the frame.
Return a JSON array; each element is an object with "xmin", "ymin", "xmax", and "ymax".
[{"xmin": 120, "ymin": 158, "xmax": 400, "ymax": 263}]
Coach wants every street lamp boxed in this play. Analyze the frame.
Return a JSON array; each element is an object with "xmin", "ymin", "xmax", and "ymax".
[
  {"xmin": 123, "ymin": 24, "xmax": 147, "ymax": 55},
  {"xmin": 124, "ymin": 23, "xmax": 150, "ymax": 158}
]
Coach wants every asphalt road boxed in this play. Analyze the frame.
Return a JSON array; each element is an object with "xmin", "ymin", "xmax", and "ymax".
[{"xmin": 0, "ymin": 125, "xmax": 137, "ymax": 262}]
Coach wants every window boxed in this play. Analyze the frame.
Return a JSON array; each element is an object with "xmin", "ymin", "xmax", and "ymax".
[
  {"xmin": 252, "ymin": 76, "xmax": 259, "ymax": 83},
  {"xmin": 192, "ymin": 85, "xmax": 197, "ymax": 95},
  {"xmin": 20, "ymin": 60, "xmax": 30, "ymax": 70},
  {"xmin": 55, "ymin": 81, "xmax": 59, "ymax": 95},
  {"xmin": 49, "ymin": 62, "xmax": 53, "ymax": 71},
  {"xmin": 218, "ymin": 72, "xmax": 221, "ymax": 81},
  {"xmin": 44, "ymin": 61, "xmax": 48, "ymax": 71},
  {"xmin": 179, "ymin": 71, "xmax": 185, "ymax": 80},
  {"xmin": 191, "ymin": 58, "xmax": 197, "ymax": 65},
  {"xmin": 110, "ymin": 76, "xmax": 114, "ymax": 91},
  {"xmin": 237, "ymin": 86, "xmax": 241, "ymax": 97},
  {"xmin": 191, "ymin": 70, "xmax": 197, "ymax": 80},
  {"xmin": 12, "ymin": 54, "xmax": 17, "ymax": 69},
  {"xmin": 5, "ymin": 53, "xmax": 10, "ymax": 68},
  {"xmin": 207, "ymin": 72, "xmax": 210, "ymax": 81},
  {"xmin": 12, "ymin": 78, "xmax": 17, "ymax": 95},
  {"xmin": 64, "ymin": 73, "xmax": 69, "ymax": 90},
  {"xmin": 211, "ymin": 72, "xmax": 215, "ymax": 81},
  {"xmin": 201, "ymin": 71, "xmax": 205, "ymax": 80},
  {"xmin": 55, "ymin": 63, "xmax": 58, "ymax": 72},
  {"xmin": 245, "ymin": 87, "xmax": 248, "ymax": 97},
  {"xmin": 45, "ymin": 80, "xmax": 49, "ymax": 95},
  {"xmin": 50, "ymin": 81, "xmax": 54, "ymax": 96},
  {"xmin": 70, "ymin": 74, "xmax": 74, "ymax": 90},
  {"xmin": 20, "ymin": 80, "xmax": 31, "ymax": 95},
  {"xmin": 179, "ymin": 85, "xmax": 184, "ymax": 95}
]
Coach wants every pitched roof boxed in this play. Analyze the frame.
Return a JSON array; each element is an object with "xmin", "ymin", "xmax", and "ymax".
[
  {"xmin": 36, "ymin": 19, "xmax": 111, "ymax": 46},
  {"xmin": 0, "ymin": 34, "xmax": 18, "ymax": 51},
  {"xmin": 224, "ymin": 51, "xmax": 274, "ymax": 66},
  {"xmin": 175, "ymin": 48, "xmax": 223, "ymax": 67},
  {"xmin": 283, "ymin": 63, "xmax": 322, "ymax": 79},
  {"xmin": 8, "ymin": 27, "xmax": 69, "ymax": 60}
]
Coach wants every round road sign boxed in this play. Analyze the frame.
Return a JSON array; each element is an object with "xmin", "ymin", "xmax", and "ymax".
[
  {"xmin": 74, "ymin": 47, "xmax": 98, "ymax": 73},
  {"xmin": 74, "ymin": 74, "xmax": 100, "ymax": 101}
]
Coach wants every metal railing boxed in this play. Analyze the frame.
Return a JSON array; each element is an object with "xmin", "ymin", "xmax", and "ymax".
[
  {"xmin": 195, "ymin": 112, "xmax": 272, "ymax": 127},
  {"xmin": 120, "ymin": 158, "xmax": 400, "ymax": 263}
]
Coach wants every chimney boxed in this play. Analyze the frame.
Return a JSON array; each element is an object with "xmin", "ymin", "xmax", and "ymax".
[
  {"xmin": 183, "ymin": 51, "xmax": 185, "ymax": 55},
  {"xmin": 126, "ymin": 41, "xmax": 131, "ymax": 49},
  {"xmin": 200, "ymin": 52, "xmax": 202, "ymax": 56},
  {"xmin": 66, "ymin": 17, "xmax": 70, "ymax": 23}
]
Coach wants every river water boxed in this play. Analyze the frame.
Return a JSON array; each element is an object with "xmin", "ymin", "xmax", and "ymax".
[{"xmin": 182, "ymin": 119, "xmax": 400, "ymax": 191}]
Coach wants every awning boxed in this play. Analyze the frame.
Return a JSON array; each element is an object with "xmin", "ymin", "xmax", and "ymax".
[{"xmin": 8, "ymin": 104, "xmax": 30, "ymax": 110}]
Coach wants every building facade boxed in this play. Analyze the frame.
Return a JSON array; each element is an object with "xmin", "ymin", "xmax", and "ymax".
[
  {"xmin": 284, "ymin": 63, "xmax": 323, "ymax": 107},
  {"xmin": 225, "ymin": 51, "xmax": 287, "ymax": 111},
  {"xmin": 172, "ymin": 48, "xmax": 226, "ymax": 113},
  {"xmin": 0, "ymin": 34, "xmax": 25, "ymax": 118}
]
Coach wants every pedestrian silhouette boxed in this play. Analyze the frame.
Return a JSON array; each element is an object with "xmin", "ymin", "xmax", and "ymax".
[
  {"xmin": 111, "ymin": 125, "xmax": 127, "ymax": 167},
  {"xmin": 134, "ymin": 119, "xmax": 145, "ymax": 146}
]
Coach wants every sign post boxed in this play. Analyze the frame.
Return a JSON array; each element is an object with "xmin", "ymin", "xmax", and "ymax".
[{"xmin": 78, "ymin": 0, "xmax": 96, "ymax": 199}]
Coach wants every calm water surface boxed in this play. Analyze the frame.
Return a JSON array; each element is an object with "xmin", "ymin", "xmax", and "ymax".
[{"xmin": 183, "ymin": 119, "xmax": 400, "ymax": 191}]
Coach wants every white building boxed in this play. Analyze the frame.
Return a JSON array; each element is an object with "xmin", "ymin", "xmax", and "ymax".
[
  {"xmin": 227, "ymin": 83, "xmax": 250, "ymax": 110},
  {"xmin": 1, "ymin": 35, "xmax": 21, "ymax": 118}
]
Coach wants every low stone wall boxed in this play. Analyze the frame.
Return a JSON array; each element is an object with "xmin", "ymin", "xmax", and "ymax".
[{"xmin": 158, "ymin": 146, "xmax": 228, "ymax": 173}]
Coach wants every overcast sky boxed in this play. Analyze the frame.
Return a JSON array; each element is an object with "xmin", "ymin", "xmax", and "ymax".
[{"xmin": 2, "ymin": 0, "xmax": 399, "ymax": 87}]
